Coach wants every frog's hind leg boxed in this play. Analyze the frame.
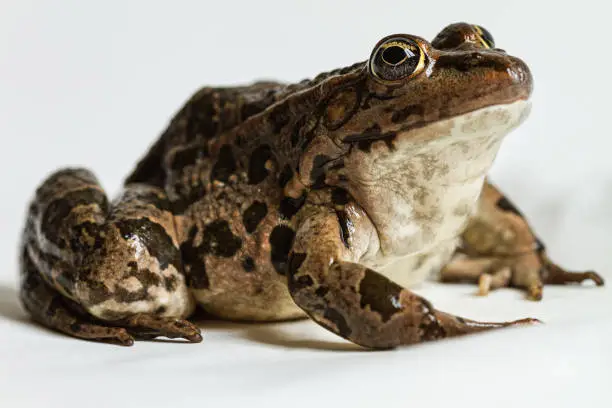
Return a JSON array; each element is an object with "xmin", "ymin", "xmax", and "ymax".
[
  {"xmin": 440, "ymin": 182, "xmax": 604, "ymax": 300},
  {"xmin": 20, "ymin": 168, "xmax": 200, "ymax": 345},
  {"xmin": 19, "ymin": 247, "xmax": 135, "ymax": 345},
  {"xmin": 440, "ymin": 255, "xmax": 512, "ymax": 296}
]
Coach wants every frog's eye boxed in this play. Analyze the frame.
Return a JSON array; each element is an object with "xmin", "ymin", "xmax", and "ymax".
[
  {"xmin": 369, "ymin": 37, "xmax": 426, "ymax": 82},
  {"xmin": 473, "ymin": 25, "xmax": 495, "ymax": 49}
]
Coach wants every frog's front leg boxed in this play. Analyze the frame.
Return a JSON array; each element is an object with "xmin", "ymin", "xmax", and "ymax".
[
  {"xmin": 440, "ymin": 181, "xmax": 604, "ymax": 300},
  {"xmin": 287, "ymin": 198, "xmax": 536, "ymax": 349},
  {"xmin": 20, "ymin": 168, "xmax": 200, "ymax": 345}
]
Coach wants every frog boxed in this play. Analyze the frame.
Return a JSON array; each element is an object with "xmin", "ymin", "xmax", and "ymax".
[{"xmin": 19, "ymin": 22, "xmax": 604, "ymax": 348}]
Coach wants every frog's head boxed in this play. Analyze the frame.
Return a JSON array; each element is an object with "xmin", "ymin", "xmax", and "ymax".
[{"xmin": 299, "ymin": 23, "xmax": 533, "ymax": 257}]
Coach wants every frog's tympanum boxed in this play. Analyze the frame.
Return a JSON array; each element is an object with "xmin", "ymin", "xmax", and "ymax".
[{"xmin": 20, "ymin": 23, "xmax": 604, "ymax": 348}]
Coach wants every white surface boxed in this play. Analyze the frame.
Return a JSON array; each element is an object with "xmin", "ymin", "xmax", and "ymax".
[{"xmin": 1, "ymin": 1, "xmax": 611, "ymax": 407}]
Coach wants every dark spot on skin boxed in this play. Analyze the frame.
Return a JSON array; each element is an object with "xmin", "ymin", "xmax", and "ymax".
[
  {"xmin": 137, "ymin": 268, "xmax": 163, "ymax": 287},
  {"xmin": 336, "ymin": 210, "xmax": 353, "ymax": 249},
  {"xmin": 299, "ymin": 127, "xmax": 317, "ymax": 151},
  {"xmin": 156, "ymin": 306, "xmax": 167, "ymax": 314},
  {"xmin": 382, "ymin": 134, "xmax": 397, "ymax": 151},
  {"xmin": 310, "ymin": 154, "xmax": 331, "ymax": 187},
  {"xmin": 202, "ymin": 220, "xmax": 242, "ymax": 257},
  {"xmin": 188, "ymin": 268, "xmax": 210, "ymax": 290},
  {"xmin": 391, "ymin": 104, "xmax": 425, "ymax": 124},
  {"xmin": 269, "ymin": 225, "xmax": 295, "ymax": 275},
  {"xmin": 315, "ymin": 286, "xmax": 329, "ymax": 297},
  {"xmin": 116, "ymin": 218, "xmax": 182, "ymax": 271},
  {"xmin": 290, "ymin": 116, "xmax": 306, "ymax": 147},
  {"xmin": 331, "ymin": 188, "xmax": 350, "ymax": 206},
  {"xmin": 278, "ymin": 164, "xmax": 294, "ymax": 188},
  {"xmin": 46, "ymin": 297, "xmax": 65, "ymax": 319},
  {"xmin": 70, "ymin": 323, "xmax": 82, "ymax": 333},
  {"xmin": 291, "ymin": 275, "xmax": 314, "ymax": 292},
  {"xmin": 357, "ymin": 140, "xmax": 373, "ymax": 153},
  {"xmin": 269, "ymin": 105, "xmax": 291, "ymax": 133},
  {"xmin": 42, "ymin": 188, "xmax": 109, "ymax": 249},
  {"xmin": 185, "ymin": 92, "xmax": 220, "ymax": 139},
  {"xmin": 279, "ymin": 194, "xmax": 306, "ymax": 220},
  {"xmin": 242, "ymin": 256, "xmax": 256, "ymax": 272},
  {"xmin": 164, "ymin": 275, "xmax": 179, "ymax": 291},
  {"xmin": 180, "ymin": 227, "xmax": 210, "ymax": 290},
  {"xmin": 287, "ymin": 252, "xmax": 307, "ymax": 277},
  {"xmin": 323, "ymin": 308, "xmax": 352, "ymax": 339},
  {"xmin": 496, "ymin": 196, "xmax": 522, "ymax": 217},
  {"xmin": 361, "ymin": 91, "xmax": 397, "ymax": 110},
  {"xmin": 242, "ymin": 201, "xmax": 268, "ymax": 234},
  {"xmin": 248, "ymin": 145, "xmax": 274, "ymax": 184},
  {"xmin": 170, "ymin": 145, "xmax": 208, "ymax": 171},
  {"xmin": 358, "ymin": 268, "xmax": 404, "ymax": 322},
  {"xmin": 87, "ymin": 280, "xmax": 115, "ymax": 304},
  {"xmin": 343, "ymin": 123, "xmax": 397, "ymax": 152},
  {"xmin": 211, "ymin": 144, "xmax": 237, "ymax": 183},
  {"xmin": 115, "ymin": 286, "xmax": 150, "ymax": 303}
]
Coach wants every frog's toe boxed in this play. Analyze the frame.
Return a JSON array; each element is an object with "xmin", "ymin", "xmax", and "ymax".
[
  {"xmin": 526, "ymin": 282, "xmax": 543, "ymax": 301},
  {"xmin": 541, "ymin": 256, "xmax": 605, "ymax": 287},
  {"xmin": 478, "ymin": 266, "xmax": 511, "ymax": 296},
  {"xmin": 119, "ymin": 314, "xmax": 203, "ymax": 343}
]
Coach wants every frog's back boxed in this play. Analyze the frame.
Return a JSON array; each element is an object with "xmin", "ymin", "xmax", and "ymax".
[
  {"xmin": 124, "ymin": 81, "xmax": 314, "ymax": 321},
  {"xmin": 119, "ymin": 62, "xmax": 378, "ymax": 321}
]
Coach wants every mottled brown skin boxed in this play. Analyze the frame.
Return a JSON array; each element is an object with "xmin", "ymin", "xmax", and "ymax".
[{"xmin": 20, "ymin": 23, "xmax": 604, "ymax": 348}]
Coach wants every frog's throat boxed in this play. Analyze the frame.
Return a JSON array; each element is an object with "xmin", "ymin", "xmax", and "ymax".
[{"xmin": 349, "ymin": 99, "xmax": 531, "ymax": 267}]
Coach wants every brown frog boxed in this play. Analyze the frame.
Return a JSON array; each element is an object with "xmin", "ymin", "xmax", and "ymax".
[{"xmin": 20, "ymin": 23, "xmax": 604, "ymax": 348}]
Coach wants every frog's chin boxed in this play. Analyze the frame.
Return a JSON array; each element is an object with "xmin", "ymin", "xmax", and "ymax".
[
  {"xmin": 348, "ymin": 99, "xmax": 531, "ymax": 271},
  {"xmin": 397, "ymin": 98, "xmax": 532, "ymax": 147}
]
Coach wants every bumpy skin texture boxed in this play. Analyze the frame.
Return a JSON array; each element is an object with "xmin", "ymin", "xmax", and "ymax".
[{"xmin": 20, "ymin": 23, "xmax": 604, "ymax": 348}]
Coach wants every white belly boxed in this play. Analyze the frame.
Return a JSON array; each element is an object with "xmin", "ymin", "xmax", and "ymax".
[{"xmin": 351, "ymin": 101, "xmax": 531, "ymax": 283}]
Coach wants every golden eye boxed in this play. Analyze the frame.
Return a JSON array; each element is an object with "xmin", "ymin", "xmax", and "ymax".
[
  {"xmin": 472, "ymin": 25, "xmax": 495, "ymax": 49},
  {"xmin": 369, "ymin": 37, "xmax": 426, "ymax": 82}
]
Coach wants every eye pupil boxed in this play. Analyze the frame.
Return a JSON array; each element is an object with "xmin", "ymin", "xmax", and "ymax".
[{"xmin": 382, "ymin": 46, "xmax": 407, "ymax": 66}]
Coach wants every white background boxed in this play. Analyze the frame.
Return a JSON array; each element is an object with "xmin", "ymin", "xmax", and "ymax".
[{"xmin": 1, "ymin": 1, "xmax": 611, "ymax": 407}]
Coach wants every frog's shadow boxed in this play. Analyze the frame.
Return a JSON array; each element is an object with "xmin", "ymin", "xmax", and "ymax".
[
  {"xmin": 231, "ymin": 321, "xmax": 365, "ymax": 352},
  {"xmin": 0, "ymin": 283, "xmax": 363, "ymax": 351},
  {"xmin": 0, "ymin": 284, "xmax": 30, "ymax": 324}
]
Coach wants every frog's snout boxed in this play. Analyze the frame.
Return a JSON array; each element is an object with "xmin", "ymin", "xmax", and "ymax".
[{"xmin": 505, "ymin": 55, "xmax": 533, "ymax": 99}]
